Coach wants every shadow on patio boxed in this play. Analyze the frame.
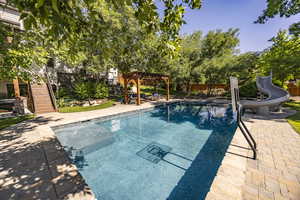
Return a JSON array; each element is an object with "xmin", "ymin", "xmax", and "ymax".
[{"xmin": 0, "ymin": 116, "xmax": 94, "ymax": 200}]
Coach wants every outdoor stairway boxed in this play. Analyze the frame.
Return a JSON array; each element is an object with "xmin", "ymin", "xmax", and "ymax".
[{"xmin": 30, "ymin": 83, "xmax": 56, "ymax": 113}]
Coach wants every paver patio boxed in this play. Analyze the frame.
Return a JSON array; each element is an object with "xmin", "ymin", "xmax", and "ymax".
[{"xmin": 0, "ymin": 101, "xmax": 299, "ymax": 200}]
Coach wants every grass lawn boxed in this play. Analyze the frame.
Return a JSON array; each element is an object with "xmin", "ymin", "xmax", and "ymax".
[
  {"xmin": 284, "ymin": 101, "xmax": 300, "ymax": 134},
  {"xmin": 0, "ymin": 114, "xmax": 35, "ymax": 130},
  {"xmin": 58, "ymin": 100, "xmax": 115, "ymax": 113}
]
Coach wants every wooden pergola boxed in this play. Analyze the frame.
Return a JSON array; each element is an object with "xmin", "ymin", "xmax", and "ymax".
[{"xmin": 123, "ymin": 72, "xmax": 170, "ymax": 105}]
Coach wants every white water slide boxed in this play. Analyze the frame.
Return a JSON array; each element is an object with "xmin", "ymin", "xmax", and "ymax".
[{"xmin": 241, "ymin": 74, "xmax": 289, "ymax": 115}]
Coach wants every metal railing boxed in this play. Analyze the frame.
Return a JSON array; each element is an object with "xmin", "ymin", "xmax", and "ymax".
[{"xmin": 234, "ymin": 88, "xmax": 257, "ymax": 159}]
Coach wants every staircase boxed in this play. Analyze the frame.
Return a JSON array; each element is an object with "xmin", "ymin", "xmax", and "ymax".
[{"xmin": 30, "ymin": 83, "xmax": 56, "ymax": 114}]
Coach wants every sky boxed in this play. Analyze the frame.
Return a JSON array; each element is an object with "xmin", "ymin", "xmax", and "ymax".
[{"xmin": 157, "ymin": 0, "xmax": 300, "ymax": 53}]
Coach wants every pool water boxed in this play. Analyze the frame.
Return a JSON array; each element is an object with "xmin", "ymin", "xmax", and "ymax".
[{"xmin": 54, "ymin": 103, "xmax": 237, "ymax": 200}]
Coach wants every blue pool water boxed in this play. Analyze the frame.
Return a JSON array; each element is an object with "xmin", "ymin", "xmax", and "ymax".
[{"xmin": 54, "ymin": 103, "xmax": 237, "ymax": 200}]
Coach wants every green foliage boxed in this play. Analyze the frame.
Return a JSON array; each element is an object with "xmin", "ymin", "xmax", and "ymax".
[
  {"xmin": 239, "ymin": 81, "xmax": 258, "ymax": 98},
  {"xmin": 58, "ymin": 100, "xmax": 115, "ymax": 113},
  {"xmin": 95, "ymin": 83, "xmax": 109, "ymax": 99},
  {"xmin": 289, "ymin": 21, "xmax": 300, "ymax": 36},
  {"xmin": 285, "ymin": 101, "xmax": 300, "ymax": 111},
  {"xmin": 256, "ymin": 0, "xmax": 300, "ymax": 23},
  {"xmin": 0, "ymin": 22, "xmax": 51, "ymax": 80},
  {"xmin": 287, "ymin": 112, "xmax": 300, "ymax": 134},
  {"xmin": 74, "ymin": 82, "xmax": 94, "ymax": 100},
  {"xmin": 6, "ymin": 0, "xmax": 202, "ymax": 53},
  {"xmin": 56, "ymin": 98, "xmax": 67, "ymax": 108},
  {"xmin": 259, "ymin": 30, "xmax": 300, "ymax": 84},
  {"xmin": 56, "ymin": 87, "xmax": 69, "ymax": 99},
  {"xmin": 224, "ymin": 52, "xmax": 260, "ymax": 84},
  {"xmin": 285, "ymin": 101, "xmax": 300, "ymax": 134},
  {"xmin": 256, "ymin": 0, "xmax": 299, "ymax": 35},
  {"xmin": 169, "ymin": 29, "xmax": 239, "ymax": 95},
  {"xmin": 272, "ymin": 79, "xmax": 283, "ymax": 87},
  {"xmin": 74, "ymin": 81, "xmax": 109, "ymax": 100}
]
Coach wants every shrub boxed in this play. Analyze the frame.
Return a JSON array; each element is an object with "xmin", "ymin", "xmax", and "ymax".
[
  {"xmin": 74, "ymin": 82, "xmax": 94, "ymax": 100},
  {"xmin": 57, "ymin": 98, "xmax": 67, "ymax": 108},
  {"xmin": 56, "ymin": 87, "xmax": 69, "ymax": 98},
  {"xmin": 239, "ymin": 81, "xmax": 257, "ymax": 98},
  {"xmin": 273, "ymin": 79, "xmax": 283, "ymax": 87},
  {"xmin": 95, "ymin": 83, "xmax": 109, "ymax": 99}
]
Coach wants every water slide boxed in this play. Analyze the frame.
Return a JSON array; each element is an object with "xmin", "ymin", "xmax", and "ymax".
[{"xmin": 240, "ymin": 74, "xmax": 289, "ymax": 114}]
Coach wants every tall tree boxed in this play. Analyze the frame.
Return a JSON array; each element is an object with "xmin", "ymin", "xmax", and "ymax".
[
  {"xmin": 259, "ymin": 30, "xmax": 300, "ymax": 85},
  {"xmin": 169, "ymin": 29, "xmax": 240, "ymax": 94}
]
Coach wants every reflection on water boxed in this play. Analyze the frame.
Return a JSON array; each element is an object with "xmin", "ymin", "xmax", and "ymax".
[{"xmin": 152, "ymin": 103, "xmax": 235, "ymax": 130}]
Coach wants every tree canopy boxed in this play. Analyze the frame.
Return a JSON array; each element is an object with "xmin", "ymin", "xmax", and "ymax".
[
  {"xmin": 259, "ymin": 30, "xmax": 300, "ymax": 85},
  {"xmin": 256, "ymin": 0, "xmax": 300, "ymax": 35},
  {"xmin": 4, "ymin": 0, "xmax": 201, "ymax": 47},
  {"xmin": 167, "ymin": 29, "xmax": 240, "ymax": 94}
]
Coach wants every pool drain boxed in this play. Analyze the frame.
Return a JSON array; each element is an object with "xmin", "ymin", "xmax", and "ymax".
[{"xmin": 137, "ymin": 142, "xmax": 172, "ymax": 164}]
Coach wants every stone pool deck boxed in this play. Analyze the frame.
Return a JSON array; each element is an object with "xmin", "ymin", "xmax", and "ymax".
[{"xmin": 0, "ymin": 100, "xmax": 300, "ymax": 200}]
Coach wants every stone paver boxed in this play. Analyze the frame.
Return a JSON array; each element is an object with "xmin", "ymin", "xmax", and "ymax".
[
  {"xmin": 1, "ymin": 100, "xmax": 300, "ymax": 200},
  {"xmin": 206, "ymin": 108, "xmax": 300, "ymax": 200}
]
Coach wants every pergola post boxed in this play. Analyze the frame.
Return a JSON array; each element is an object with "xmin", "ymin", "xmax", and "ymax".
[
  {"xmin": 136, "ymin": 78, "xmax": 141, "ymax": 105},
  {"xmin": 13, "ymin": 79, "xmax": 20, "ymax": 98},
  {"xmin": 124, "ymin": 77, "xmax": 129, "ymax": 104}
]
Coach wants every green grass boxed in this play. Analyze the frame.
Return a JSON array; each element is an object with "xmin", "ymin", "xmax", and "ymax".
[
  {"xmin": 287, "ymin": 112, "xmax": 300, "ymax": 134},
  {"xmin": 284, "ymin": 101, "xmax": 300, "ymax": 134},
  {"xmin": 0, "ymin": 114, "xmax": 35, "ymax": 130},
  {"xmin": 58, "ymin": 100, "xmax": 115, "ymax": 113},
  {"xmin": 284, "ymin": 101, "xmax": 300, "ymax": 111}
]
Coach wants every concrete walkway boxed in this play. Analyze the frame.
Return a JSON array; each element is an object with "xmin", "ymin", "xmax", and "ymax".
[{"xmin": 0, "ymin": 101, "xmax": 300, "ymax": 200}]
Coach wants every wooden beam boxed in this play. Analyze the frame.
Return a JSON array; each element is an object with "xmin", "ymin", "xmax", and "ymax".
[
  {"xmin": 13, "ymin": 78, "xmax": 20, "ymax": 98},
  {"xmin": 136, "ymin": 78, "xmax": 141, "ymax": 105},
  {"xmin": 124, "ymin": 77, "xmax": 129, "ymax": 104}
]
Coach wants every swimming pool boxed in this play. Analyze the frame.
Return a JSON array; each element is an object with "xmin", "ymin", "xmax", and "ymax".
[{"xmin": 53, "ymin": 103, "xmax": 237, "ymax": 200}]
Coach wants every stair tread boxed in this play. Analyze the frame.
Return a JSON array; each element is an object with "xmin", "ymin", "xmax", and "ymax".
[{"xmin": 30, "ymin": 83, "xmax": 55, "ymax": 113}]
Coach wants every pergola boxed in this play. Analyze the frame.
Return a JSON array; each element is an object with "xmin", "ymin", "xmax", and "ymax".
[{"xmin": 123, "ymin": 72, "xmax": 170, "ymax": 105}]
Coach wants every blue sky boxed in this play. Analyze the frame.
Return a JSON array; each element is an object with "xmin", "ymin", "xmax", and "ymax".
[{"xmin": 157, "ymin": 0, "xmax": 300, "ymax": 53}]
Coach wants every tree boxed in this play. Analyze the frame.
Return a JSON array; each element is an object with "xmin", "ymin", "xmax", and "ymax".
[
  {"xmin": 192, "ymin": 29, "xmax": 239, "ymax": 94},
  {"xmin": 168, "ymin": 29, "xmax": 240, "ymax": 95},
  {"xmin": 0, "ymin": 22, "xmax": 50, "ymax": 80},
  {"xmin": 256, "ymin": 0, "xmax": 300, "ymax": 35},
  {"xmin": 225, "ymin": 52, "xmax": 260, "ymax": 85},
  {"xmin": 4, "ymin": 0, "xmax": 202, "ymax": 50},
  {"xmin": 259, "ymin": 30, "xmax": 300, "ymax": 85}
]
